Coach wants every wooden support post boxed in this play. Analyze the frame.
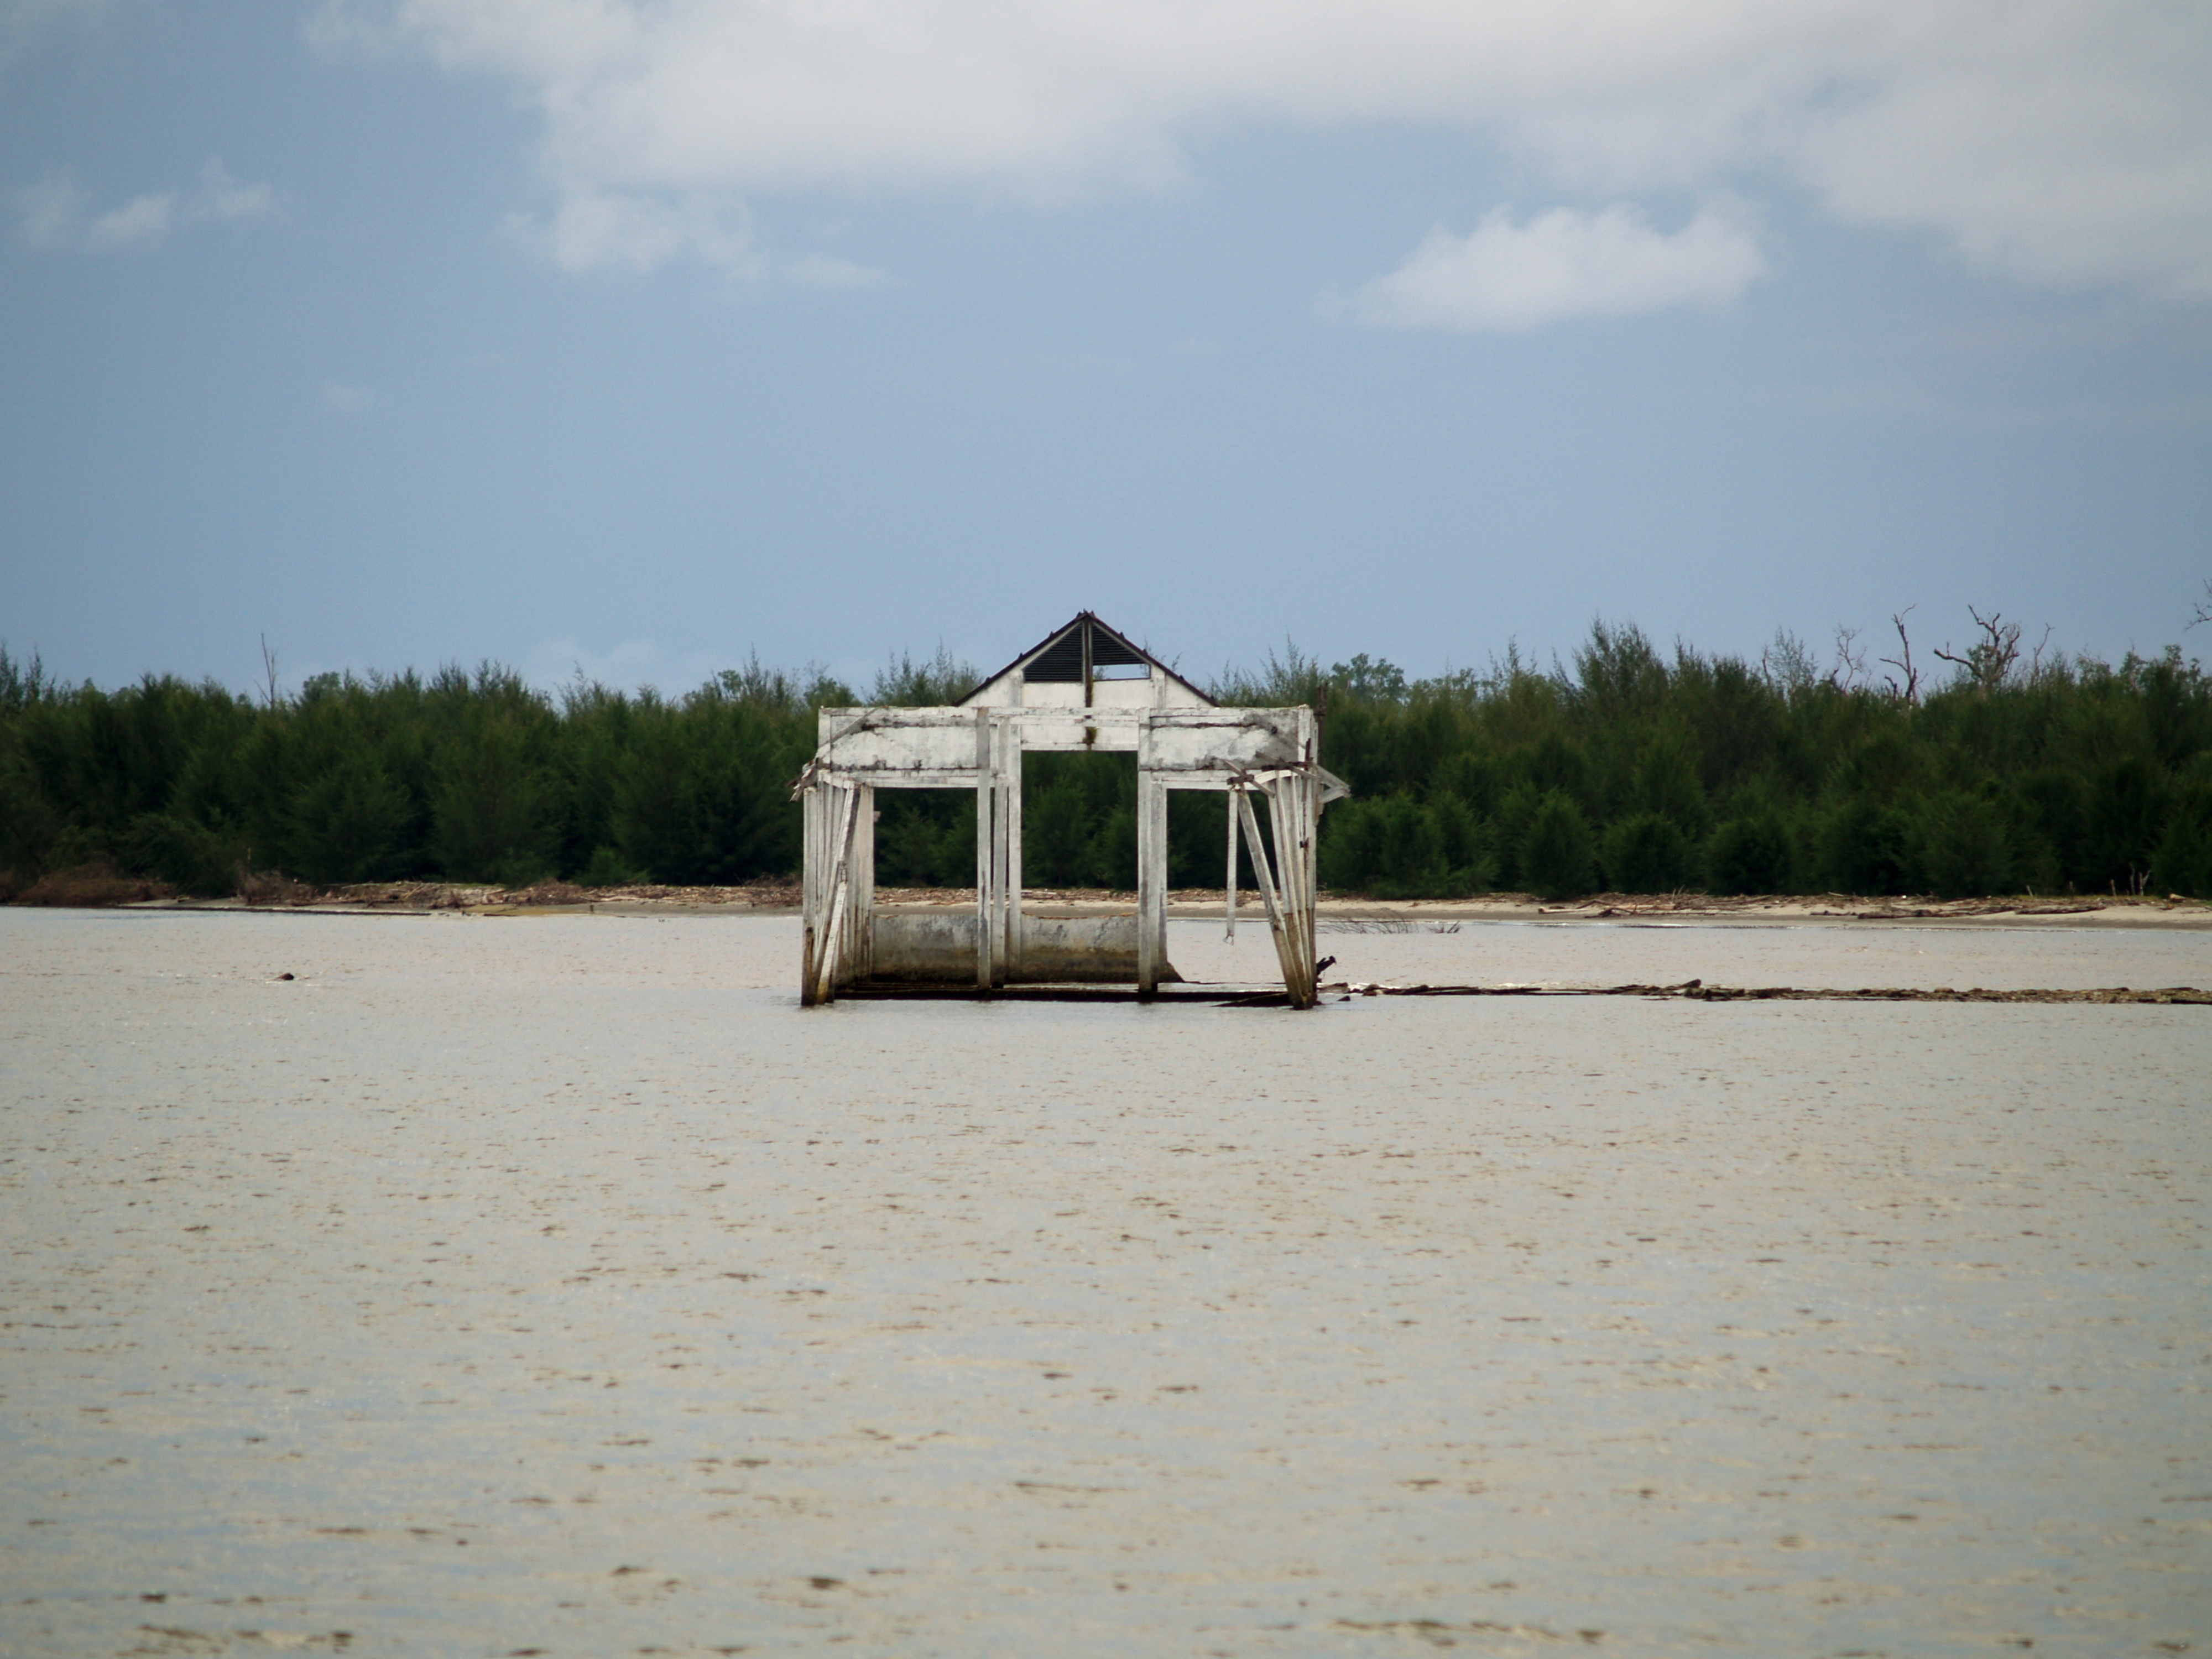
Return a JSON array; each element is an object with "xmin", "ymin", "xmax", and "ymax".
[
  {"xmin": 1274, "ymin": 774, "xmax": 1318, "ymax": 1009},
  {"xmin": 1003, "ymin": 719, "xmax": 1022, "ymax": 980},
  {"xmin": 975, "ymin": 711, "xmax": 995, "ymax": 991},
  {"xmin": 1301, "ymin": 774, "xmax": 1322, "ymax": 991},
  {"xmin": 1136, "ymin": 769, "xmax": 1167, "ymax": 995},
  {"xmin": 1266, "ymin": 772, "xmax": 1319, "ymax": 1007},
  {"xmin": 1225, "ymin": 787, "xmax": 1239, "ymax": 942},
  {"xmin": 1270, "ymin": 774, "xmax": 1297, "ymax": 997},
  {"xmin": 1238, "ymin": 787, "xmax": 1300, "ymax": 1001},
  {"xmin": 848, "ymin": 783, "xmax": 874, "ymax": 984},
  {"xmin": 800, "ymin": 786, "xmax": 822, "ymax": 1005},
  {"xmin": 993, "ymin": 716, "xmax": 1013, "ymax": 987},
  {"xmin": 1297, "ymin": 773, "xmax": 1317, "ymax": 994},
  {"xmin": 811, "ymin": 785, "xmax": 859, "ymax": 1006}
]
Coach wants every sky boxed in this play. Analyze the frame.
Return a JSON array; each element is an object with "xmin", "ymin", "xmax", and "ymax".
[{"xmin": 4, "ymin": 0, "xmax": 2209, "ymax": 699}]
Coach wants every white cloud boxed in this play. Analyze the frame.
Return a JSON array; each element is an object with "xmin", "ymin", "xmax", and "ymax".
[
  {"xmin": 15, "ymin": 155, "xmax": 275, "ymax": 252},
  {"xmin": 330, "ymin": 0, "xmax": 2212, "ymax": 298},
  {"xmin": 302, "ymin": 0, "xmax": 395, "ymax": 59},
  {"xmin": 1790, "ymin": 4, "xmax": 2212, "ymax": 298},
  {"xmin": 4, "ymin": 0, "xmax": 112, "ymax": 51},
  {"xmin": 1354, "ymin": 204, "xmax": 1767, "ymax": 331},
  {"xmin": 509, "ymin": 187, "xmax": 759, "ymax": 274},
  {"xmin": 783, "ymin": 253, "xmax": 888, "ymax": 290},
  {"xmin": 7, "ymin": 0, "xmax": 108, "ymax": 22},
  {"xmin": 15, "ymin": 169, "xmax": 81, "ymax": 246},
  {"xmin": 198, "ymin": 157, "xmax": 275, "ymax": 222},
  {"xmin": 84, "ymin": 190, "xmax": 173, "ymax": 250}
]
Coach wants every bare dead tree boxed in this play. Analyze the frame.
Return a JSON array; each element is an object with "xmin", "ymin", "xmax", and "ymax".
[
  {"xmin": 1828, "ymin": 624, "xmax": 1867, "ymax": 691},
  {"xmin": 2189, "ymin": 578, "xmax": 2212, "ymax": 631},
  {"xmin": 1933, "ymin": 606, "xmax": 2024, "ymax": 694},
  {"xmin": 1879, "ymin": 606, "xmax": 1920, "ymax": 704},
  {"xmin": 2027, "ymin": 624, "xmax": 2056, "ymax": 679},
  {"xmin": 260, "ymin": 633, "xmax": 280, "ymax": 711}
]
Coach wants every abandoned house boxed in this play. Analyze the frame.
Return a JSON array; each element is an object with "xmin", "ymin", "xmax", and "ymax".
[{"xmin": 794, "ymin": 612, "xmax": 1346, "ymax": 1007}]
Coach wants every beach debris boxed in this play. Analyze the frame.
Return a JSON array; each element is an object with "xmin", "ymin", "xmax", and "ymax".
[{"xmin": 1329, "ymin": 980, "xmax": 2210, "ymax": 1005}]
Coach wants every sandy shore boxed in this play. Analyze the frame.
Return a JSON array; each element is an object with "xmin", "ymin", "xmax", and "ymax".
[
  {"xmin": 3, "ymin": 910, "xmax": 2208, "ymax": 1656},
  {"xmin": 97, "ymin": 883, "xmax": 2212, "ymax": 929}
]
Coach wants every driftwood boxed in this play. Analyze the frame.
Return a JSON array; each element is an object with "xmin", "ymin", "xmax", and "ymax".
[{"xmin": 1338, "ymin": 980, "xmax": 2211, "ymax": 1005}]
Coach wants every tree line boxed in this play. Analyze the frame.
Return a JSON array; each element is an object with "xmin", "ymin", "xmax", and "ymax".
[{"xmin": 3, "ymin": 609, "xmax": 2210, "ymax": 902}]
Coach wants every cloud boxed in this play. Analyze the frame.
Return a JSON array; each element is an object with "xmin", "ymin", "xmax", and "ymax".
[
  {"xmin": 1791, "ymin": 5, "xmax": 2212, "ymax": 298},
  {"xmin": 3, "ymin": 0, "xmax": 111, "ymax": 54},
  {"xmin": 331, "ymin": 0, "xmax": 2212, "ymax": 298},
  {"xmin": 6, "ymin": 0, "xmax": 109, "ymax": 23},
  {"xmin": 302, "ymin": 0, "xmax": 396, "ymax": 60},
  {"xmin": 1353, "ymin": 204, "xmax": 1767, "ymax": 332},
  {"xmin": 197, "ymin": 157, "xmax": 275, "ymax": 222},
  {"xmin": 508, "ymin": 188, "xmax": 759, "ymax": 274},
  {"xmin": 84, "ymin": 190, "xmax": 173, "ymax": 250},
  {"xmin": 319, "ymin": 379, "xmax": 377, "ymax": 413},
  {"xmin": 15, "ymin": 156, "xmax": 275, "ymax": 252},
  {"xmin": 14, "ymin": 169, "xmax": 80, "ymax": 246},
  {"xmin": 782, "ymin": 253, "xmax": 888, "ymax": 290}
]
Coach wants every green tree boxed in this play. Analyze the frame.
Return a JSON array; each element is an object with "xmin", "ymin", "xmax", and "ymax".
[
  {"xmin": 1602, "ymin": 812, "xmax": 1693, "ymax": 893},
  {"xmin": 1705, "ymin": 813, "xmax": 1791, "ymax": 895},
  {"xmin": 2083, "ymin": 755, "xmax": 2166, "ymax": 891},
  {"xmin": 9, "ymin": 615, "xmax": 2211, "ymax": 907},
  {"xmin": 290, "ymin": 754, "xmax": 411, "ymax": 884},
  {"xmin": 2148, "ymin": 814, "xmax": 2211, "ymax": 898},
  {"xmin": 1520, "ymin": 792, "xmax": 1598, "ymax": 900},
  {"xmin": 1916, "ymin": 792, "xmax": 2015, "ymax": 899},
  {"xmin": 1815, "ymin": 797, "xmax": 1913, "ymax": 894},
  {"xmin": 613, "ymin": 698, "xmax": 803, "ymax": 886},
  {"xmin": 432, "ymin": 717, "xmax": 559, "ymax": 884}
]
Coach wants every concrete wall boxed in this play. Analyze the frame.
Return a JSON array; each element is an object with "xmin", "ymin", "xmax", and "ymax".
[{"xmin": 867, "ymin": 912, "xmax": 1178, "ymax": 985}]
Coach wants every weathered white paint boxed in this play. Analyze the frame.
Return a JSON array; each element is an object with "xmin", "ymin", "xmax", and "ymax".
[
  {"xmin": 1135, "ymin": 770, "xmax": 1168, "ymax": 995},
  {"xmin": 974, "ymin": 709, "xmax": 994, "ymax": 990},
  {"xmin": 800, "ymin": 780, "xmax": 865, "ymax": 1006},
  {"xmin": 1237, "ymin": 787, "xmax": 1297, "ymax": 1000},
  {"xmin": 1225, "ymin": 794, "xmax": 1239, "ymax": 943},
  {"xmin": 961, "ymin": 612, "xmax": 1215, "ymax": 713},
  {"xmin": 807, "ymin": 711, "xmax": 1344, "ymax": 796},
  {"xmin": 963, "ymin": 668, "xmax": 1211, "ymax": 712},
  {"xmin": 869, "ymin": 912, "xmax": 1164, "ymax": 984},
  {"xmin": 796, "ymin": 615, "xmax": 1343, "ymax": 1005}
]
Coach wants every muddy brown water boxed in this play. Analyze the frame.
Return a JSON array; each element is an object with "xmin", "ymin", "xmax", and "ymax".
[{"xmin": 3, "ymin": 910, "xmax": 2207, "ymax": 1657}]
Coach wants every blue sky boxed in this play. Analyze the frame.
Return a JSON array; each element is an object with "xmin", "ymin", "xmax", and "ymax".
[{"xmin": 4, "ymin": 0, "xmax": 2209, "ymax": 697}]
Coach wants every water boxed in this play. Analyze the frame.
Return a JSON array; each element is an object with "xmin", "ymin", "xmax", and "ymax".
[{"xmin": 3, "ymin": 910, "xmax": 2207, "ymax": 1656}]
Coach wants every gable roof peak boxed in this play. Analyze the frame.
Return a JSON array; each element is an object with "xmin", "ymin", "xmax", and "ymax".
[{"xmin": 961, "ymin": 612, "xmax": 1214, "ymax": 707}]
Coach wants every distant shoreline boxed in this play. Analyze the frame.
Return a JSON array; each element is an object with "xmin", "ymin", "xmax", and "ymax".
[{"xmin": 34, "ymin": 882, "xmax": 2212, "ymax": 930}]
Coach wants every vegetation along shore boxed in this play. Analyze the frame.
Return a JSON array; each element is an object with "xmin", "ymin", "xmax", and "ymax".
[{"xmin": 6, "ymin": 610, "xmax": 2210, "ymax": 906}]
